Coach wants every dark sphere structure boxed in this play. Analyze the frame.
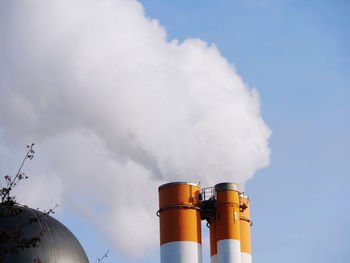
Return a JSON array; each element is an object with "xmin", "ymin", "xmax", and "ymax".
[{"xmin": 0, "ymin": 202, "xmax": 89, "ymax": 263}]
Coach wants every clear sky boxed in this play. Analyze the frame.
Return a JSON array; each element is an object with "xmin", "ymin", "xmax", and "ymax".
[{"xmin": 1, "ymin": 0, "xmax": 350, "ymax": 262}]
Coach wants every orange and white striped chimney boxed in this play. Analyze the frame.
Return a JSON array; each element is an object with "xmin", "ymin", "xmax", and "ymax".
[
  {"xmin": 158, "ymin": 182, "xmax": 202, "ymax": 263},
  {"xmin": 210, "ymin": 218, "xmax": 218, "ymax": 263},
  {"xmin": 215, "ymin": 182, "xmax": 241, "ymax": 263},
  {"xmin": 239, "ymin": 194, "xmax": 252, "ymax": 263}
]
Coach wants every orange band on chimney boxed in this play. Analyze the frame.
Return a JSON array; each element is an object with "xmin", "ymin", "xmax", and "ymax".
[
  {"xmin": 158, "ymin": 183, "xmax": 201, "ymax": 245},
  {"xmin": 240, "ymin": 195, "xmax": 251, "ymax": 255}
]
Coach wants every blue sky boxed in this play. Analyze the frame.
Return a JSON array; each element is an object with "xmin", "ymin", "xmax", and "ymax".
[
  {"xmin": 2, "ymin": 0, "xmax": 349, "ymax": 262},
  {"xmin": 57, "ymin": 1, "xmax": 350, "ymax": 262}
]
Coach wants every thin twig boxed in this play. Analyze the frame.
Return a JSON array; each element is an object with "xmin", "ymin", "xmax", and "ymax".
[{"xmin": 96, "ymin": 249, "xmax": 109, "ymax": 263}]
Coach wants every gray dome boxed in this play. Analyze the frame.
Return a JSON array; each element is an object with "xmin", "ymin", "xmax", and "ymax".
[{"xmin": 0, "ymin": 203, "xmax": 89, "ymax": 263}]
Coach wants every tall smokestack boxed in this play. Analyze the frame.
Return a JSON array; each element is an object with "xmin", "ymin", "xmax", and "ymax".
[
  {"xmin": 215, "ymin": 183, "xmax": 241, "ymax": 263},
  {"xmin": 210, "ymin": 218, "xmax": 218, "ymax": 263},
  {"xmin": 239, "ymin": 194, "xmax": 252, "ymax": 263},
  {"xmin": 158, "ymin": 182, "xmax": 202, "ymax": 263}
]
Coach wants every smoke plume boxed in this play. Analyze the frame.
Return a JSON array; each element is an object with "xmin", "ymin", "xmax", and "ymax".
[{"xmin": 0, "ymin": 0, "xmax": 271, "ymax": 258}]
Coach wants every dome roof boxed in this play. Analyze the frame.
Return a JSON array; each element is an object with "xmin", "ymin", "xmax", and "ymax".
[{"xmin": 0, "ymin": 203, "xmax": 89, "ymax": 263}]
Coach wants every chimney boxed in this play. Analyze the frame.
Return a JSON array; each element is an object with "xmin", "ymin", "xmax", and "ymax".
[
  {"xmin": 239, "ymin": 193, "xmax": 252, "ymax": 263},
  {"xmin": 157, "ymin": 182, "xmax": 253, "ymax": 263},
  {"xmin": 158, "ymin": 182, "xmax": 202, "ymax": 263},
  {"xmin": 214, "ymin": 183, "xmax": 241, "ymax": 263}
]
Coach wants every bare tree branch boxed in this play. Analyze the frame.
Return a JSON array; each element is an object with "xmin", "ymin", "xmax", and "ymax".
[
  {"xmin": 96, "ymin": 249, "xmax": 109, "ymax": 263},
  {"xmin": 1, "ymin": 143, "xmax": 35, "ymax": 203}
]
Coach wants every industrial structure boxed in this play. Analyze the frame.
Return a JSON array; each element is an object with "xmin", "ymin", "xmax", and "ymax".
[
  {"xmin": 157, "ymin": 182, "xmax": 252, "ymax": 263},
  {"xmin": 0, "ymin": 202, "xmax": 89, "ymax": 263}
]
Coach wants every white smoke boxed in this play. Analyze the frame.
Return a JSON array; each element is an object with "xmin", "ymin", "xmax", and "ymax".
[{"xmin": 0, "ymin": 0, "xmax": 271, "ymax": 258}]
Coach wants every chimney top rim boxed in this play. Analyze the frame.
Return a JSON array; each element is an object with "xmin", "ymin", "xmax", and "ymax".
[
  {"xmin": 159, "ymin": 182, "xmax": 199, "ymax": 190},
  {"xmin": 215, "ymin": 182, "xmax": 239, "ymax": 192}
]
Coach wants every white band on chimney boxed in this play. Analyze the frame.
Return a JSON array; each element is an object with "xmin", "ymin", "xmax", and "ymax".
[
  {"xmin": 217, "ymin": 239, "xmax": 241, "ymax": 263},
  {"xmin": 211, "ymin": 254, "xmax": 218, "ymax": 263},
  {"xmin": 161, "ymin": 241, "xmax": 202, "ymax": 263},
  {"xmin": 241, "ymin": 252, "xmax": 252, "ymax": 263}
]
